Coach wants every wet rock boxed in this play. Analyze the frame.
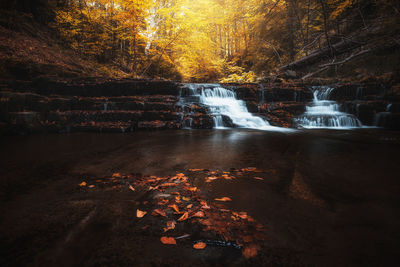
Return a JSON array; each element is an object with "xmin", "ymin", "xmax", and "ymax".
[
  {"xmin": 190, "ymin": 114, "xmax": 214, "ymax": 129},
  {"xmin": 221, "ymin": 115, "xmax": 234, "ymax": 127}
]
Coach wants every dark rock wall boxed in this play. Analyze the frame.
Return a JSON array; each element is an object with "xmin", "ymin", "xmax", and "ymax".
[
  {"xmin": 0, "ymin": 79, "xmax": 183, "ymax": 134},
  {"xmin": 1, "ymin": 79, "xmax": 399, "ymax": 135}
]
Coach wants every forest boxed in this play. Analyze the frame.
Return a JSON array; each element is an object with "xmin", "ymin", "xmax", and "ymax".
[
  {"xmin": 1, "ymin": 1, "xmax": 400, "ymax": 266},
  {"xmin": 3, "ymin": 0, "xmax": 398, "ymax": 82}
]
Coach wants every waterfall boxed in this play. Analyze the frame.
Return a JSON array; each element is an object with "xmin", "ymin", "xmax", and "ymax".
[
  {"xmin": 294, "ymin": 86, "xmax": 362, "ymax": 129},
  {"xmin": 182, "ymin": 84, "xmax": 285, "ymax": 130}
]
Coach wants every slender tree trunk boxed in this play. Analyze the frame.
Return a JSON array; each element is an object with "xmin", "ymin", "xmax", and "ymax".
[
  {"xmin": 286, "ymin": 0, "xmax": 295, "ymax": 62},
  {"xmin": 318, "ymin": 0, "xmax": 334, "ymax": 58}
]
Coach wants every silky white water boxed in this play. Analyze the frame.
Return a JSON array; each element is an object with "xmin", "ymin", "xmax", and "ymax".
[
  {"xmin": 295, "ymin": 86, "xmax": 362, "ymax": 129},
  {"xmin": 184, "ymin": 84, "xmax": 288, "ymax": 131}
]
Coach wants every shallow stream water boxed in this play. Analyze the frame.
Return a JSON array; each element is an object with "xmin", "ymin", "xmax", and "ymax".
[{"xmin": 1, "ymin": 129, "xmax": 399, "ymax": 266}]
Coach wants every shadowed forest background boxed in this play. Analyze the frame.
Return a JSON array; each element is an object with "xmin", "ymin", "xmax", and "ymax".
[{"xmin": 1, "ymin": 0, "xmax": 399, "ymax": 83}]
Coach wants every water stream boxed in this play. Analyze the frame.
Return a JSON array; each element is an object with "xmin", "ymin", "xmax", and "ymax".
[{"xmin": 294, "ymin": 86, "xmax": 362, "ymax": 129}]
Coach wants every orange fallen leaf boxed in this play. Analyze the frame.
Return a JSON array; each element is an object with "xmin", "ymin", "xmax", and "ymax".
[
  {"xmin": 160, "ymin": 183, "xmax": 178, "ymax": 188},
  {"xmin": 95, "ymin": 179, "xmax": 102, "ymax": 183},
  {"xmin": 157, "ymin": 199, "xmax": 169, "ymax": 205},
  {"xmin": 200, "ymin": 201, "xmax": 210, "ymax": 209},
  {"xmin": 182, "ymin": 196, "xmax": 190, "ymax": 201},
  {"xmin": 193, "ymin": 242, "xmax": 207, "ymax": 249},
  {"xmin": 189, "ymin": 169, "xmax": 203, "ymax": 172},
  {"xmin": 187, "ymin": 204, "xmax": 193, "ymax": 209},
  {"xmin": 79, "ymin": 181, "xmax": 87, "ymax": 187},
  {"xmin": 188, "ymin": 187, "xmax": 198, "ymax": 192},
  {"xmin": 207, "ymin": 176, "xmax": 218, "ymax": 181},
  {"xmin": 192, "ymin": 211, "xmax": 205, "ymax": 218},
  {"xmin": 136, "ymin": 209, "xmax": 147, "ymax": 218},
  {"xmin": 242, "ymin": 244, "xmax": 260, "ymax": 259},
  {"xmin": 168, "ymin": 204, "xmax": 182, "ymax": 214},
  {"xmin": 129, "ymin": 185, "xmax": 135, "ymax": 191},
  {"xmin": 215, "ymin": 197, "xmax": 232, "ymax": 202},
  {"xmin": 160, "ymin": 236, "xmax": 176, "ymax": 245},
  {"xmin": 176, "ymin": 173, "xmax": 185, "ymax": 178},
  {"xmin": 89, "ymin": 185, "xmax": 95, "ymax": 188},
  {"xmin": 177, "ymin": 212, "xmax": 189, "ymax": 221},
  {"xmin": 233, "ymin": 211, "xmax": 248, "ymax": 219},
  {"xmin": 170, "ymin": 191, "xmax": 180, "ymax": 195},
  {"xmin": 112, "ymin": 173, "xmax": 121, "ymax": 178},
  {"xmin": 254, "ymin": 177, "xmax": 264, "ymax": 181},
  {"xmin": 152, "ymin": 209, "xmax": 167, "ymax": 217},
  {"xmin": 163, "ymin": 220, "xmax": 176, "ymax": 232}
]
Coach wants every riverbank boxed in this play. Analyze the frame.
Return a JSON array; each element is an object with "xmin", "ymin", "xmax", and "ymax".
[{"xmin": 1, "ymin": 129, "xmax": 399, "ymax": 266}]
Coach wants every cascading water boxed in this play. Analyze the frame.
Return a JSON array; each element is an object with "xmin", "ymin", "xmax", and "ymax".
[
  {"xmin": 181, "ymin": 84, "xmax": 285, "ymax": 131},
  {"xmin": 294, "ymin": 86, "xmax": 362, "ymax": 129}
]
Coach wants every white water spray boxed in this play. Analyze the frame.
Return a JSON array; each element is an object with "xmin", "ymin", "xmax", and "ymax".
[
  {"xmin": 295, "ymin": 86, "xmax": 362, "ymax": 129},
  {"xmin": 183, "ymin": 84, "xmax": 288, "ymax": 131}
]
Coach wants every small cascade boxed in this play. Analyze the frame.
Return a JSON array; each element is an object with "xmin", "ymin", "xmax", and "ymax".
[
  {"xmin": 374, "ymin": 103, "xmax": 392, "ymax": 127},
  {"xmin": 294, "ymin": 86, "xmax": 362, "ymax": 129},
  {"xmin": 181, "ymin": 84, "xmax": 279, "ymax": 130}
]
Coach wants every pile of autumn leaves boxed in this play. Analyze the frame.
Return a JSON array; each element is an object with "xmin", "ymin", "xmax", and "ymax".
[{"xmin": 80, "ymin": 168, "xmax": 266, "ymax": 259}]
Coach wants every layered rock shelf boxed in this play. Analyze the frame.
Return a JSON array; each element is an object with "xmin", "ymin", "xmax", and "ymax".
[
  {"xmin": 1, "ymin": 79, "xmax": 399, "ymax": 135},
  {"xmin": 0, "ymin": 79, "xmax": 183, "ymax": 134}
]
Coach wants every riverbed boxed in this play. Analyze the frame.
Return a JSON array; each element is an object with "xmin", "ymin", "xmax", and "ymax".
[{"xmin": 0, "ymin": 129, "xmax": 399, "ymax": 266}]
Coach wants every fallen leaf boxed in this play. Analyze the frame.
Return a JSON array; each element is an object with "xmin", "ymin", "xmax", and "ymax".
[
  {"xmin": 170, "ymin": 191, "xmax": 180, "ymax": 195},
  {"xmin": 233, "ymin": 211, "xmax": 248, "ymax": 219},
  {"xmin": 200, "ymin": 201, "xmax": 210, "ymax": 209},
  {"xmin": 187, "ymin": 204, "xmax": 193, "ymax": 209},
  {"xmin": 89, "ymin": 185, "xmax": 95, "ymax": 188},
  {"xmin": 182, "ymin": 196, "xmax": 190, "ymax": 201},
  {"xmin": 136, "ymin": 209, "xmax": 147, "ymax": 218},
  {"xmin": 254, "ymin": 177, "xmax": 264, "ymax": 181},
  {"xmin": 188, "ymin": 187, "xmax": 198, "ymax": 192},
  {"xmin": 189, "ymin": 169, "xmax": 203, "ymax": 172},
  {"xmin": 207, "ymin": 176, "xmax": 218, "ymax": 181},
  {"xmin": 152, "ymin": 209, "xmax": 167, "ymax": 217},
  {"xmin": 129, "ymin": 185, "xmax": 135, "ymax": 191},
  {"xmin": 112, "ymin": 173, "xmax": 121, "ymax": 178},
  {"xmin": 79, "ymin": 181, "xmax": 87, "ymax": 187},
  {"xmin": 169, "ymin": 204, "xmax": 182, "ymax": 214},
  {"xmin": 160, "ymin": 236, "xmax": 176, "ymax": 245},
  {"xmin": 242, "ymin": 244, "xmax": 259, "ymax": 259},
  {"xmin": 192, "ymin": 211, "xmax": 205, "ymax": 218},
  {"xmin": 95, "ymin": 180, "xmax": 102, "ymax": 183},
  {"xmin": 177, "ymin": 212, "xmax": 189, "ymax": 221},
  {"xmin": 157, "ymin": 199, "xmax": 169, "ymax": 205},
  {"xmin": 215, "ymin": 197, "xmax": 232, "ymax": 202},
  {"xmin": 163, "ymin": 220, "xmax": 176, "ymax": 232},
  {"xmin": 176, "ymin": 173, "xmax": 185, "ymax": 178},
  {"xmin": 193, "ymin": 242, "xmax": 207, "ymax": 249}
]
